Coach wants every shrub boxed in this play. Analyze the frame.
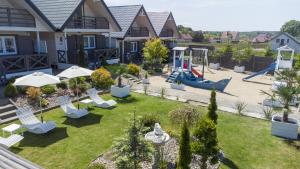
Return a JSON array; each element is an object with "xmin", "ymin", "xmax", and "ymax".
[
  {"xmin": 177, "ymin": 121, "xmax": 191, "ymax": 169},
  {"xmin": 4, "ymin": 83, "xmax": 18, "ymax": 98},
  {"xmin": 192, "ymin": 117, "xmax": 219, "ymax": 168},
  {"xmin": 235, "ymin": 101, "xmax": 247, "ymax": 116},
  {"xmin": 40, "ymin": 98, "xmax": 49, "ymax": 107},
  {"xmin": 160, "ymin": 87, "xmax": 166, "ymax": 98},
  {"xmin": 169, "ymin": 105, "xmax": 202, "ymax": 127},
  {"xmin": 127, "ymin": 63, "xmax": 140, "ymax": 76},
  {"xmin": 56, "ymin": 81, "xmax": 68, "ymax": 89},
  {"xmin": 88, "ymin": 163, "xmax": 106, "ymax": 169},
  {"xmin": 69, "ymin": 77, "xmax": 88, "ymax": 95},
  {"xmin": 140, "ymin": 113, "xmax": 160, "ymax": 132},
  {"xmin": 207, "ymin": 90, "xmax": 218, "ymax": 124},
  {"xmin": 26, "ymin": 87, "xmax": 41, "ymax": 100},
  {"xmin": 91, "ymin": 67, "xmax": 114, "ymax": 89},
  {"xmin": 41, "ymin": 85, "xmax": 56, "ymax": 95},
  {"xmin": 262, "ymin": 106, "xmax": 274, "ymax": 120}
]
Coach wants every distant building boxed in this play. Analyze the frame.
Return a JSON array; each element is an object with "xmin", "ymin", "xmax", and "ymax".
[
  {"xmin": 178, "ymin": 33, "xmax": 193, "ymax": 42},
  {"xmin": 269, "ymin": 32, "xmax": 300, "ymax": 53},
  {"xmin": 252, "ymin": 34, "xmax": 270, "ymax": 43},
  {"xmin": 209, "ymin": 37, "xmax": 221, "ymax": 43},
  {"xmin": 221, "ymin": 31, "xmax": 240, "ymax": 43}
]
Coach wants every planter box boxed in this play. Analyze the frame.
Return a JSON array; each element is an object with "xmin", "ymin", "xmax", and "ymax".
[
  {"xmin": 142, "ymin": 78, "xmax": 150, "ymax": 84},
  {"xmin": 111, "ymin": 85, "xmax": 130, "ymax": 98},
  {"xmin": 271, "ymin": 116, "xmax": 299, "ymax": 139},
  {"xmin": 170, "ymin": 83, "xmax": 185, "ymax": 90},
  {"xmin": 271, "ymin": 81, "xmax": 287, "ymax": 91},
  {"xmin": 209, "ymin": 63, "xmax": 220, "ymax": 70},
  {"xmin": 234, "ymin": 66, "xmax": 245, "ymax": 73},
  {"xmin": 106, "ymin": 58, "xmax": 119, "ymax": 65}
]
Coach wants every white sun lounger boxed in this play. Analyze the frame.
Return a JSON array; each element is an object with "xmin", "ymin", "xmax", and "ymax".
[
  {"xmin": 59, "ymin": 96, "xmax": 89, "ymax": 119},
  {"xmin": 16, "ymin": 107, "xmax": 56, "ymax": 134},
  {"xmin": 87, "ymin": 88, "xmax": 117, "ymax": 108},
  {"xmin": 0, "ymin": 134, "xmax": 23, "ymax": 148}
]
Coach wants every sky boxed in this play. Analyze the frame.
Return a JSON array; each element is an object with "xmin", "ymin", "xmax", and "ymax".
[{"xmin": 105, "ymin": 0, "xmax": 300, "ymax": 32}]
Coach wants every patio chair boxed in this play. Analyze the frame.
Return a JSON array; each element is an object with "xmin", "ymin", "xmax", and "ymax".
[
  {"xmin": 0, "ymin": 134, "xmax": 24, "ymax": 148},
  {"xmin": 87, "ymin": 88, "xmax": 117, "ymax": 108},
  {"xmin": 59, "ymin": 96, "xmax": 89, "ymax": 119},
  {"xmin": 16, "ymin": 107, "xmax": 56, "ymax": 134}
]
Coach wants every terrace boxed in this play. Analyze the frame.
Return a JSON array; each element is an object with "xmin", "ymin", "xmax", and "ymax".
[
  {"xmin": 127, "ymin": 27, "xmax": 149, "ymax": 37},
  {"xmin": 65, "ymin": 16, "xmax": 109, "ymax": 30},
  {"xmin": 0, "ymin": 7, "xmax": 35, "ymax": 27}
]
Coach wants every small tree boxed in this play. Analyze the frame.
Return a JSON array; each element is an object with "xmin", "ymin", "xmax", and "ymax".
[
  {"xmin": 112, "ymin": 111, "xmax": 153, "ymax": 169},
  {"xmin": 192, "ymin": 117, "xmax": 219, "ymax": 169},
  {"xmin": 177, "ymin": 121, "xmax": 191, "ymax": 169},
  {"xmin": 207, "ymin": 90, "xmax": 218, "ymax": 124},
  {"xmin": 294, "ymin": 54, "xmax": 300, "ymax": 70},
  {"xmin": 264, "ymin": 46, "xmax": 274, "ymax": 57},
  {"xmin": 143, "ymin": 38, "xmax": 169, "ymax": 71},
  {"xmin": 221, "ymin": 43, "xmax": 233, "ymax": 57},
  {"xmin": 169, "ymin": 105, "xmax": 201, "ymax": 128},
  {"xmin": 210, "ymin": 49, "xmax": 222, "ymax": 64},
  {"xmin": 78, "ymin": 40, "xmax": 85, "ymax": 67}
]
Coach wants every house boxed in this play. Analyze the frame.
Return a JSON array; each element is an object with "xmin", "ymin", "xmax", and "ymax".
[
  {"xmin": 0, "ymin": 0, "xmax": 121, "ymax": 82},
  {"xmin": 178, "ymin": 33, "xmax": 193, "ymax": 42},
  {"xmin": 108, "ymin": 5, "xmax": 157, "ymax": 63},
  {"xmin": 209, "ymin": 37, "xmax": 221, "ymax": 43},
  {"xmin": 221, "ymin": 31, "xmax": 239, "ymax": 43},
  {"xmin": 29, "ymin": 0, "xmax": 121, "ymax": 69},
  {"xmin": 148, "ymin": 12, "xmax": 179, "ymax": 49},
  {"xmin": 252, "ymin": 34, "xmax": 270, "ymax": 43},
  {"xmin": 269, "ymin": 32, "xmax": 300, "ymax": 53}
]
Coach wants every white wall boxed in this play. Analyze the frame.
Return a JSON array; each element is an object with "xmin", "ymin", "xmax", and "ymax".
[{"xmin": 270, "ymin": 34, "xmax": 300, "ymax": 53}]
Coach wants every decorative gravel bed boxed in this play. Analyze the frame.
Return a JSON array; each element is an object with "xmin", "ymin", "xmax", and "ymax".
[
  {"xmin": 91, "ymin": 138, "xmax": 220, "ymax": 169},
  {"xmin": 12, "ymin": 89, "xmax": 89, "ymax": 112}
]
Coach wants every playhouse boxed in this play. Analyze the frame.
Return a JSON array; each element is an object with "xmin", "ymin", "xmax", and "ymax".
[{"xmin": 166, "ymin": 47, "xmax": 231, "ymax": 92}]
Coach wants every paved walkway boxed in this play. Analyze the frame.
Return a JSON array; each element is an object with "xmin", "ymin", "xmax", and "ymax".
[{"xmin": 131, "ymin": 83, "xmax": 300, "ymax": 121}]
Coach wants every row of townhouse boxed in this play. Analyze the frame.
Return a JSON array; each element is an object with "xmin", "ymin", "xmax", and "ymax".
[{"xmin": 0, "ymin": 0, "xmax": 178, "ymax": 83}]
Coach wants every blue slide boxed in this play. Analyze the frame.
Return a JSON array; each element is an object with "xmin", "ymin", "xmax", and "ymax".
[{"xmin": 243, "ymin": 62, "xmax": 276, "ymax": 81}]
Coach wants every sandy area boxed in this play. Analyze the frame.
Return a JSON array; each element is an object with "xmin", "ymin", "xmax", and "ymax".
[{"xmin": 148, "ymin": 66, "xmax": 274, "ymax": 108}]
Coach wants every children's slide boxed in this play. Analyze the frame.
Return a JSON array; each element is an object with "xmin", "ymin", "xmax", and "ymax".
[
  {"xmin": 243, "ymin": 62, "xmax": 276, "ymax": 81},
  {"xmin": 191, "ymin": 67, "xmax": 203, "ymax": 78}
]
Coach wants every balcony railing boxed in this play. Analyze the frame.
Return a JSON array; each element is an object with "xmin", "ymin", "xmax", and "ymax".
[
  {"xmin": 127, "ymin": 27, "xmax": 149, "ymax": 37},
  {"xmin": 160, "ymin": 29, "xmax": 174, "ymax": 37},
  {"xmin": 66, "ymin": 16, "xmax": 109, "ymax": 29},
  {"xmin": 0, "ymin": 7, "xmax": 35, "ymax": 27},
  {"xmin": 0, "ymin": 54, "xmax": 50, "ymax": 74}
]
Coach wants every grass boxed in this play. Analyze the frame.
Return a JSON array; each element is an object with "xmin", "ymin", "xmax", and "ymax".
[{"xmin": 4, "ymin": 93, "xmax": 300, "ymax": 169}]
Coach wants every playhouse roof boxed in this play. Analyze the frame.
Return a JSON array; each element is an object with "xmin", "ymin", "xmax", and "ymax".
[{"xmin": 173, "ymin": 47, "xmax": 188, "ymax": 51}]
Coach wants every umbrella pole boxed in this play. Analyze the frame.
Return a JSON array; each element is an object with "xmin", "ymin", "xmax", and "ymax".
[
  {"xmin": 40, "ymin": 95, "xmax": 43, "ymax": 123},
  {"xmin": 76, "ymin": 78, "xmax": 79, "ymax": 109}
]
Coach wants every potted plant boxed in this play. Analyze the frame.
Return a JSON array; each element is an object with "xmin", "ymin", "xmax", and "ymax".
[
  {"xmin": 170, "ymin": 80, "xmax": 185, "ymax": 90},
  {"xmin": 142, "ymin": 72, "xmax": 150, "ymax": 84},
  {"xmin": 209, "ymin": 50, "xmax": 222, "ymax": 70},
  {"xmin": 111, "ymin": 67, "xmax": 130, "ymax": 98},
  {"xmin": 233, "ymin": 44, "xmax": 252, "ymax": 73},
  {"xmin": 263, "ymin": 70, "xmax": 300, "ymax": 139}
]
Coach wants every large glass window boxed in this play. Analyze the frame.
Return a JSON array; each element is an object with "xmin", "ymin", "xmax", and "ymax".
[
  {"xmin": 83, "ymin": 35, "xmax": 96, "ymax": 49},
  {"xmin": 0, "ymin": 36, "xmax": 17, "ymax": 55}
]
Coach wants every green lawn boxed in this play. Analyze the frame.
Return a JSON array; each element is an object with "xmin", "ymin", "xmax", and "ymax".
[{"xmin": 5, "ymin": 93, "xmax": 300, "ymax": 169}]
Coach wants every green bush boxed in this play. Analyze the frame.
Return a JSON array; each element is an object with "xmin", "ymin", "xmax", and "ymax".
[
  {"xmin": 41, "ymin": 85, "xmax": 56, "ymax": 95},
  {"xmin": 127, "ymin": 63, "xmax": 140, "ymax": 76},
  {"xmin": 4, "ymin": 83, "xmax": 18, "ymax": 98},
  {"xmin": 56, "ymin": 81, "xmax": 68, "ymax": 89},
  {"xmin": 87, "ymin": 163, "xmax": 106, "ymax": 169},
  {"xmin": 69, "ymin": 77, "xmax": 89, "ymax": 95},
  {"xmin": 140, "ymin": 113, "xmax": 160, "ymax": 132},
  {"xmin": 169, "ymin": 105, "xmax": 202, "ymax": 128},
  {"xmin": 40, "ymin": 98, "xmax": 49, "ymax": 107},
  {"xmin": 91, "ymin": 67, "xmax": 114, "ymax": 89}
]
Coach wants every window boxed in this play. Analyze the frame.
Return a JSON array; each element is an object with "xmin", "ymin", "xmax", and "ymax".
[
  {"xmin": 287, "ymin": 39, "xmax": 290, "ymax": 43},
  {"xmin": 276, "ymin": 39, "xmax": 280, "ymax": 43},
  {"xmin": 131, "ymin": 42, "xmax": 138, "ymax": 52},
  {"xmin": 0, "ymin": 36, "xmax": 17, "ymax": 55},
  {"xmin": 83, "ymin": 35, "xmax": 96, "ymax": 49}
]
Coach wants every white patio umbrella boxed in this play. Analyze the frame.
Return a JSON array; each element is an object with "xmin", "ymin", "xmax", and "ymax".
[
  {"xmin": 56, "ymin": 66, "xmax": 94, "ymax": 109},
  {"xmin": 14, "ymin": 72, "xmax": 61, "ymax": 122}
]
